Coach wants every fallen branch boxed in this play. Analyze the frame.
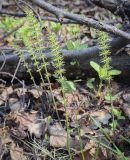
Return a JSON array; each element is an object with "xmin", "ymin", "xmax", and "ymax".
[
  {"xmin": 29, "ymin": 0, "xmax": 130, "ymax": 40},
  {"xmin": 0, "ymin": 36, "xmax": 129, "ymax": 80}
]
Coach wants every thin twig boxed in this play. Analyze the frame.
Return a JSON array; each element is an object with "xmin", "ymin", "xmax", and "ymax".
[
  {"xmin": 30, "ymin": 0, "xmax": 130, "ymax": 40},
  {"xmin": 0, "ymin": 72, "xmax": 23, "ymax": 85},
  {"xmin": 0, "ymin": 51, "xmax": 6, "ymax": 71},
  {"xmin": 11, "ymin": 59, "xmax": 21, "ymax": 83}
]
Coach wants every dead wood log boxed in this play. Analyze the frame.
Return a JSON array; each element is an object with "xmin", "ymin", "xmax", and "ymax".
[{"xmin": 0, "ymin": 36, "xmax": 130, "ymax": 82}]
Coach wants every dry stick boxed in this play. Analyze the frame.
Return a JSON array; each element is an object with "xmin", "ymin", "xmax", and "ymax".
[
  {"xmin": 0, "ymin": 10, "xmax": 81, "ymax": 24},
  {"xmin": 0, "ymin": 72, "xmax": 23, "ymax": 85},
  {"xmin": 0, "ymin": 51, "xmax": 6, "ymax": 71},
  {"xmin": 30, "ymin": 0, "xmax": 130, "ymax": 40}
]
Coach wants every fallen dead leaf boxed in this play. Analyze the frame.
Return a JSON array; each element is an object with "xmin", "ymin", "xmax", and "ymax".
[
  {"xmin": 10, "ymin": 143, "xmax": 27, "ymax": 160},
  {"xmin": 122, "ymin": 103, "xmax": 130, "ymax": 120},
  {"xmin": 16, "ymin": 111, "xmax": 46, "ymax": 138},
  {"xmin": 29, "ymin": 88, "xmax": 42, "ymax": 98},
  {"xmin": 48, "ymin": 122, "xmax": 67, "ymax": 136},
  {"xmin": 50, "ymin": 135, "xmax": 67, "ymax": 148},
  {"xmin": 90, "ymin": 110, "xmax": 111, "ymax": 126},
  {"xmin": 49, "ymin": 122, "xmax": 68, "ymax": 148}
]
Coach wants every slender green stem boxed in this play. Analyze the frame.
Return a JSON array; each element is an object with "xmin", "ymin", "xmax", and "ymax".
[
  {"xmin": 61, "ymin": 82, "xmax": 73, "ymax": 160},
  {"xmin": 97, "ymin": 80, "xmax": 103, "ymax": 97}
]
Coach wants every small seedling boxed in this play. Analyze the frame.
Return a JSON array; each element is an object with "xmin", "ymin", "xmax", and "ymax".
[
  {"xmin": 90, "ymin": 61, "xmax": 121, "ymax": 82},
  {"xmin": 105, "ymin": 94, "xmax": 118, "ymax": 102},
  {"xmin": 50, "ymin": 22, "xmax": 61, "ymax": 32},
  {"xmin": 63, "ymin": 80, "xmax": 76, "ymax": 93},
  {"xmin": 86, "ymin": 78, "xmax": 95, "ymax": 91},
  {"xmin": 67, "ymin": 40, "xmax": 88, "ymax": 50},
  {"xmin": 90, "ymin": 31, "xmax": 121, "ymax": 97},
  {"xmin": 67, "ymin": 24, "xmax": 80, "ymax": 35},
  {"xmin": 110, "ymin": 108, "xmax": 125, "ymax": 131}
]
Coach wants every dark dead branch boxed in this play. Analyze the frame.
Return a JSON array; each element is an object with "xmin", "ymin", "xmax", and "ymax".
[
  {"xmin": 28, "ymin": 0, "xmax": 130, "ymax": 40},
  {"xmin": 0, "ymin": 36, "xmax": 129, "ymax": 80}
]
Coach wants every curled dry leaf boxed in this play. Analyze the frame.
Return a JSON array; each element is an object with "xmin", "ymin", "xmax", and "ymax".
[
  {"xmin": 10, "ymin": 143, "xmax": 27, "ymax": 160},
  {"xmin": 29, "ymin": 88, "xmax": 43, "ymax": 99},
  {"xmin": 0, "ymin": 86, "xmax": 13, "ymax": 105},
  {"xmin": 90, "ymin": 110, "xmax": 111, "ymax": 126},
  {"xmin": 50, "ymin": 135, "xmax": 67, "ymax": 148},
  {"xmin": 48, "ymin": 122, "xmax": 67, "ymax": 136},
  {"xmin": 49, "ymin": 122, "xmax": 68, "ymax": 148},
  {"xmin": 122, "ymin": 103, "xmax": 130, "ymax": 120},
  {"xmin": 16, "ymin": 111, "xmax": 47, "ymax": 138}
]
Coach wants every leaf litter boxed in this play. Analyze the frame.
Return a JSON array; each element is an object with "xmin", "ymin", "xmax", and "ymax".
[{"xmin": 0, "ymin": 0, "xmax": 130, "ymax": 160}]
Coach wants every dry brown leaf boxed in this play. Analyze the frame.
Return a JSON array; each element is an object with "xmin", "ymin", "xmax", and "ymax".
[
  {"xmin": 16, "ymin": 111, "xmax": 46, "ymax": 138},
  {"xmin": 80, "ymin": 126, "xmax": 94, "ymax": 136},
  {"xmin": 50, "ymin": 135, "xmax": 67, "ymax": 148},
  {"xmin": 10, "ymin": 143, "xmax": 27, "ymax": 160},
  {"xmin": 49, "ymin": 122, "xmax": 68, "ymax": 148},
  {"xmin": 122, "ymin": 104, "xmax": 130, "ymax": 120},
  {"xmin": 1, "ymin": 86, "xmax": 13, "ymax": 99},
  {"xmin": 30, "ymin": 89, "xmax": 42, "ymax": 98},
  {"xmin": 90, "ymin": 110, "xmax": 111, "ymax": 125},
  {"xmin": 123, "ymin": 93, "xmax": 130, "ymax": 104},
  {"xmin": 28, "ymin": 122, "xmax": 44, "ymax": 138},
  {"xmin": 14, "ymin": 88, "xmax": 27, "ymax": 97},
  {"xmin": 48, "ymin": 122, "xmax": 67, "ymax": 136}
]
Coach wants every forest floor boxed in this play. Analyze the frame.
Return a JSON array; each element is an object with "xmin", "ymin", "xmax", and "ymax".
[{"xmin": 0, "ymin": 0, "xmax": 130, "ymax": 160}]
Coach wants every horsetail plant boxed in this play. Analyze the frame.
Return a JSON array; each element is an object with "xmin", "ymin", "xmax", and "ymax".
[
  {"xmin": 14, "ymin": 44, "xmax": 36, "ymax": 85},
  {"xmin": 47, "ymin": 27, "xmax": 73, "ymax": 160},
  {"xmin": 90, "ymin": 31, "xmax": 121, "ymax": 135},
  {"xmin": 90, "ymin": 31, "xmax": 121, "ymax": 97},
  {"xmin": 21, "ymin": 9, "xmax": 61, "ymax": 120}
]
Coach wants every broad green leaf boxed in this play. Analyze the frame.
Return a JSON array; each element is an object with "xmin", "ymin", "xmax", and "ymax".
[
  {"xmin": 99, "ymin": 68, "xmax": 108, "ymax": 80},
  {"xmin": 86, "ymin": 78, "xmax": 95, "ymax": 89},
  {"xmin": 110, "ymin": 120, "xmax": 117, "ymax": 131},
  {"xmin": 63, "ymin": 80, "xmax": 76, "ymax": 93},
  {"xmin": 90, "ymin": 61, "xmax": 100, "ymax": 73},
  {"xmin": 67, "ymin": 41, "xmax": 76, "ymax": 50},
  {"xmin": 105, "ymin": 94, "xmax": 118, "ymax": 101},
  {"xmin": 67, "ymin": 24, "xmax": 80, "ymax": 35},
  {"xmin": 50, "ymin": 22, "xmax": 61, "ymax": 32},
  {"xmin": 111, "ymin": 108, "xmax": 121, "ymax": 118},
  {"xmin": 108, "ymin": 69, "xmax": 121, "ymax": 76}
]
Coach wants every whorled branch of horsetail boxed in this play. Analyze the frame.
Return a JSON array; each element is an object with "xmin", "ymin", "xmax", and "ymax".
[
  {"xmin": 98, "ymin": 31, "xmax": 112, "ymax": 95},
  {"xmin": 24, "ymin": 9, "xmax": 60, "ymax": 119},
  {"xmin": 47, "ymin": 27, "xmax": 73, "ymax": 159},
  {"xmin": 22, "ymin": 9, "xmax": 45, "ymax": 86}
]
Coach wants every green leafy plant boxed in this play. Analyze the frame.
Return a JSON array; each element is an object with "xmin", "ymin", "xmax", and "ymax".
[
  {"xmin": 110, "ymin": 108, "xmax": 125, "ymax": 131},
  {"xmin": 66, "ymin": 24, "xmax": 88, "ymax": 50},
  {"xmin": 63, "ymin": 80, "xmax": 76, "ymax": 93},
  {"xmin": 50, "ymin": 22, "xmax": 62, "ymax": 32},
  {"xmin": 90, "ymin": 31, "xmax": 121, "ymax": 97},
  {"xmin": 86, "ymin": 78, "xmax": 95, "ymax": 90},
  {"xmin": 67, "ymin": 24, "xmax": 80, "ymax": 35},
  {"xmin": 105, "ymin": 93, "xmax": 118, "ymax": 101},
  {"xmin": 0, "ymin": 16, "xmax": 23, "ymax": 31},
  {"xmin": 67, "ymin": 40, "xmax": 88, "ymax": 50},
  {"xmin": 47, "ymin": 27, "xmax": 73, "ymax": 160}
]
